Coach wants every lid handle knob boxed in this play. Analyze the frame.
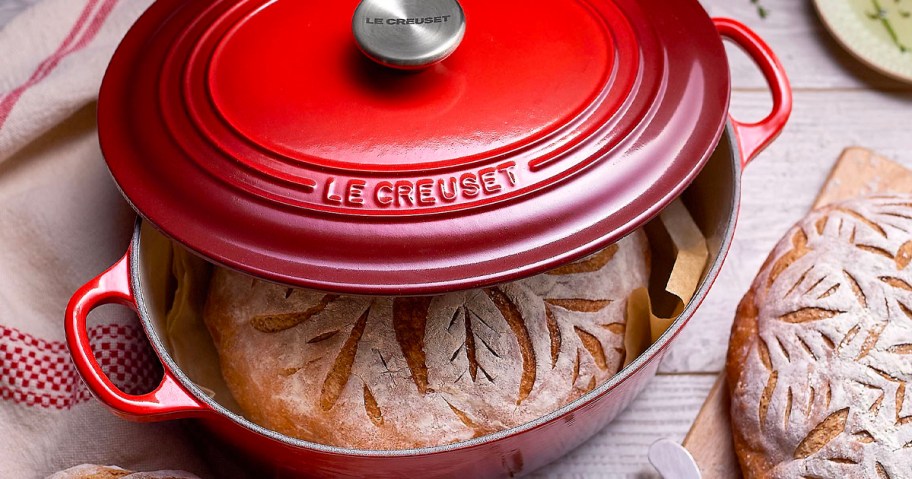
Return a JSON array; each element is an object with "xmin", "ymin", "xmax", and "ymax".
[{"xmin": 352, "ymin": 0, "xmax": 466, "ymax": 70}]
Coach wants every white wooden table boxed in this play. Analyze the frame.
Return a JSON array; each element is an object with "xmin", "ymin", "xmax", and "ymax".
[{"xmin": 2, "ymin": 1, "xmax": 909, "ymax": 477}]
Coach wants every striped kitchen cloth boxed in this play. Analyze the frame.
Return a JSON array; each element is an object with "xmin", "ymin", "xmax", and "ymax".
[{"xmin": 0, "ymin": 1, "xmax": 243, "ymax": 477}]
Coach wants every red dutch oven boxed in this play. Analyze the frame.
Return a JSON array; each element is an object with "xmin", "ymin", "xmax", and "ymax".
[{"xmin": 65, "ymin": 0, "xmax": 791, "ymax": 477}]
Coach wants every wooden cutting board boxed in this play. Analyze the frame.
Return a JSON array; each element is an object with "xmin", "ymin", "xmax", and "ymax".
[{"xmin": 681, "ymin": 147, "xmax": 912, "ymax": 478}]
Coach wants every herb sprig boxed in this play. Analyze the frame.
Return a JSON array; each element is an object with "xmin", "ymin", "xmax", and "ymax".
[
  {"xmin": 866, "ymin": 0, "xmax": 910, "ymax": 53},
  {"xmin": 750, "ymin": 0, "xmax": 769, "ymax": 19}
]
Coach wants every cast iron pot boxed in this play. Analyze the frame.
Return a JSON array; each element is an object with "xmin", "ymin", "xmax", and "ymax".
[{"xmin": 65, "ymin": 17, "xmax": 790, "ymax": 479}]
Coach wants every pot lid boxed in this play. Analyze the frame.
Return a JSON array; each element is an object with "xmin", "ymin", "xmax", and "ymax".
[{"xmin": 99, "ymin": 0, "xmax": 730, "ymax": 295}]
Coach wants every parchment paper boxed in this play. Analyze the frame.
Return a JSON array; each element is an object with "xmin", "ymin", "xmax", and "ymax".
[
  {"xmin": 161, "ymin": 198, "xmax": 709, "ymax": 400},
  {"xmin": 624, "ymin": 199, "xmax": 709, "ymax": 366},
  {"xmin": 162, "ymin": 245, "xmax": 240, "ymax": 411}
]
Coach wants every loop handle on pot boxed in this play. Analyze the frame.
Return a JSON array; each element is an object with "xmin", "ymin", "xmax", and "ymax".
[
  {"xmin": 715, "ymin": 18, "xmax": 792, "ymax": 168},
  {"xmin": 65, "ymin": 251, "xmax": 206, "ymax": 422}
]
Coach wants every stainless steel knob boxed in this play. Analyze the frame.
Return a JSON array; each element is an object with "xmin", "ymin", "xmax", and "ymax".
[{"xmin": 352, "ymin": 0, "xmax": 466, "ymax": 70}]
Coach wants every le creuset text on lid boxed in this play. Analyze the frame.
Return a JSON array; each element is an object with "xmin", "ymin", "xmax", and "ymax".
[{"xmin": 98, "ymin": 0, "xmax": 730, "ymax": 295}]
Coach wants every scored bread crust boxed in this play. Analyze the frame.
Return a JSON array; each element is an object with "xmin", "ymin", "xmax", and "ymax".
[
  {"xmin": 728, "ymin": 289, "xmax": 778, "ymax": 477},
  {"xmin": 727, "ymin": 195, "xmax": 912, "ymax": 479},
  {"xmin": 203, "ymin": 230, "xmax": 650, "ymax": 449}
]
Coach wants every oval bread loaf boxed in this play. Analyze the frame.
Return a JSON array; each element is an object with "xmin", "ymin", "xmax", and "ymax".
[
  {"xmin": 203, "ymin": 230, "xmax": 650, "ymax": 449},
  {"xmin": 727, "ymin": 196, "xmax": 912, "ymax": 478}
]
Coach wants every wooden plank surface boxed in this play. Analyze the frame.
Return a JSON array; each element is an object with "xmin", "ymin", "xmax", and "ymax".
[
  {"xmin": 682, "ymin": 376, "xmax": 738, "ymax": 479},
  {"xmin": 2, "ymin": 1, "xmax": 910, "ymax": 478},
  {"xmin": 531, "ymin": 375, "xmax": 717, "ymax": 479}
]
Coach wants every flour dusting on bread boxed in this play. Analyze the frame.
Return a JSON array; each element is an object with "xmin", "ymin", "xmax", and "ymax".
[
  {"xmin": 203, "ymin": 230, "xmax": 650, "ymax": 449},
  {"xmin": 728, "ymin": 195, "xmax": 912, "ymax": 478}
]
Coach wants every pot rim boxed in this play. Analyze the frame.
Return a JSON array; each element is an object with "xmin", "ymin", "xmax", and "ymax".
[{"xmin": 128, "ymin": 123, "xmax": 743, "ymax": 458}]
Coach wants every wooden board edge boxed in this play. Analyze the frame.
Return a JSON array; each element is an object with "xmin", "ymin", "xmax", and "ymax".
[
  {"xmin": 814, "ymin": 146, "xmax": 912, "ymax": 209},
  {"xmin": 682, "ymin": 375, "xmax": 740, "ymax": 478}
]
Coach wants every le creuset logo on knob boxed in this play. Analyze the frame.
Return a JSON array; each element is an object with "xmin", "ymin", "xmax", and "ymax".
[
  {"xmin": 352, "ymin": 0, "xmax": 466, "ymax": 70},
  {"xmin": 363, "ymin": 15, "xmax": 453, "ymax": 26}
]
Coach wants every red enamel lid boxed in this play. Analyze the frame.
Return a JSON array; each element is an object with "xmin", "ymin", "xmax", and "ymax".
[{"xmin": 99, "ymin": 0, "xmax": 730, "ymax": 294}]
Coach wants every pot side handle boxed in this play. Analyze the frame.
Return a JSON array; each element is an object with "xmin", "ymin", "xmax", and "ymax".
[
  {"xmin": 65, "ymin": 251, "xmax": 206, "ymax": 422},
  {"xmin": 714, "ymin": 18, "xmax": 792, "ymax": 168}
]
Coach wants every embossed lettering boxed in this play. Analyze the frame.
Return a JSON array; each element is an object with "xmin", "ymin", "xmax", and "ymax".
[
  {"xmin": 378, "ymin": 16, "xmax": 450, "ymax": 26},
  {"xmin": 324, "ymin": 178, "xmax": 343, "ymax": 204},
  {"xmin": 460, "ymin": 173, "xmax": 481, "ymax": 198},
  {"xmin": 396, "ymin": 181, "xmax": 415, "ymax": 207},
  {"xmin": 329, "ymin": 161, "xmax": 520, "ymax": 210},
  {"xmin": 417, "ymin": 179, "xmax": 436, "ymax": 205},
  {"xmin": 497, "ymin": 161, "xmax": 517, "ymax": 186},
  {"xmin": 438, "ymin": 178, "xmax": 458, "ymax": 202},
  {"xmin": 479, "ymin": 168, "xmax": 501, "ymax": 194},
  {"xmin": 376, "ymin": 181, "xmax": 394, "ymax": 206},
  {"xmin": 347, "ymin": 180, "xmax": 366, "ymax": 206}
]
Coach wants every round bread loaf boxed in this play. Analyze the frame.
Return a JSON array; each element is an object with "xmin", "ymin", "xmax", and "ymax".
[
  {"xmin": 47, "ymin": 464, "xmax": 199, "ymax": 479},
  {"xmin": 203, "ymin": 230, "xmax": 649, "ymax": 449},
  {"xmin": 727, "ymin": 196, "xmax": 912, "ymax": 478}
]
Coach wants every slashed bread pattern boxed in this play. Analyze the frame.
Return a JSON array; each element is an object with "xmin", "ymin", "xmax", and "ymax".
[
  {"xmin": 203, "ymin": 231, "xmax": 650, "ymax": 449},
  {"xmin": 728, "ymin": 196, "xmax": 912, "ymax": 478}
]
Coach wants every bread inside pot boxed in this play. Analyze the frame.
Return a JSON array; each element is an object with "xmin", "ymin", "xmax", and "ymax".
[
  {"xmin": 135, "ymin": 202, "xmax": 702, "ymax": 450},
  {"xmin": 134, "ymin": 136, "xmax": 738, "ymax": 450}
]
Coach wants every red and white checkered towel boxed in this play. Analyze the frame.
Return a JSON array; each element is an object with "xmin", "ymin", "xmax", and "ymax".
[{"xmin": 0, "ymin": 1, "xmax": 227, "ymax": 477}]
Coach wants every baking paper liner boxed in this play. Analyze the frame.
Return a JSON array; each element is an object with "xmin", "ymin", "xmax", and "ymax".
[{"xmin": 161, "ymin": 198, "xmax": 708, "ymax": 409}]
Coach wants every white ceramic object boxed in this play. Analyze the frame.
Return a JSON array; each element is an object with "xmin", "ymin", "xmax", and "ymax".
[{"xmin": 815, "ymin": 0, "xmax": 912, "ymax": 82}]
